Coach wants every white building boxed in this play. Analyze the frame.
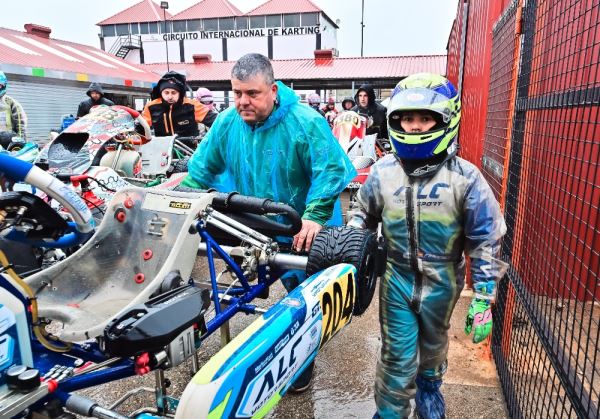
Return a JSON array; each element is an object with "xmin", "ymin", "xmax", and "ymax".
[{"xmin": 98, "ymin": 0, "xmax": 339, "ymax": 65}]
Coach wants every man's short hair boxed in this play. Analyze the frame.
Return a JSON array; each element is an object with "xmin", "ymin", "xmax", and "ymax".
[{"xmin": 231, "ymin": 53, "xmax": 275, "ymax": 85}]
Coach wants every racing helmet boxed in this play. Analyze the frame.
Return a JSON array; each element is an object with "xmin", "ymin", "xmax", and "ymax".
[
  {"xmin": 387, "ymin": 73, "xmax": 461, "ymax": 177},
  {"xmin": 0, "ymin": 71, "xmax": 7, "ymax": 97},
  {"xmin": 307, "ymin": 93, "xmax": 321, "ymax": 106}
]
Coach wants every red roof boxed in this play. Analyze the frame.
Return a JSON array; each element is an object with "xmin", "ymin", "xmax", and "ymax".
[
  {"xmin": 142, "ymin": 55, "xmax": 447, "ymax": 82},
  {"xmin": 246, "ymin": 0, "xmax": 322, "ymax": 16},
  {"xmin": 0, "ymin": 26, "xmax": 157, "ymax": 83},
  {"xmin": 173, "ymin": 0, "xmax": 243, "ymax": 20},
  {"xmin": 98, "ymin": 0, "xmax": 172, "ymax": 25}
]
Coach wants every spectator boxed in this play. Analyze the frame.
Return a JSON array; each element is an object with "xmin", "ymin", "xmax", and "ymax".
[
  {"xmin": 142, "ymin": 71, "xmax": 209, "ymax": 137},
  {"xmin": 351, "ymin": 84, "xmax": 388, "ymax": 138},
  {"xmin": 77, "ymin": 82, "xmax": 114, "ymax": 118}
]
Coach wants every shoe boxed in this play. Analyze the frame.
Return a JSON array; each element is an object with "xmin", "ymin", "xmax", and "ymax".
[
  {"xmin": 288, "ymin": 361, "xmax": 315, "ymax": 394},
  {"xmin": 415, "ymin": 375, "xmax": 445, "ymax": 419}
]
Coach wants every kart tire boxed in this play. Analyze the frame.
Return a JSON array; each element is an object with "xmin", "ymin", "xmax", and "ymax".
[
  {"xmin": 7, "ymin": 143, "xmax": 23, "ymax": 152},
  {"xmin": 171, "ymin": 157, "xmax": 189, "ymax": 174},
  {"xmin": 306, "ymin": 226, "xmax": 378, "ymax": 316}
]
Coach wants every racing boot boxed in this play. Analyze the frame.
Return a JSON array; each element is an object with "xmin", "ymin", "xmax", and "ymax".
[
  {"xmin": 415, "ymin": 375, "xmax": 445, "ymax": 419},
  {"xmin": 288, "ymin": 361, "xmax": 315, "ymax": 394}
]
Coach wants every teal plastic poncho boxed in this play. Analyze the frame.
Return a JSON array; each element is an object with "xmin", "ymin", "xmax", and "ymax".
[{"xmin": 182, "ymin": 82, "xmax": 356, "ymax": 224}]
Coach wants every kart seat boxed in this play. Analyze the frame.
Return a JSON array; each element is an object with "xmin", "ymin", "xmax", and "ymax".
[
  {"xmin": 139, "ymin": 135, "xmax": 175, "ymax": 177},
  {"xmin": 24, "ymin": 187, "xmax": 213, "ymax": 342}
]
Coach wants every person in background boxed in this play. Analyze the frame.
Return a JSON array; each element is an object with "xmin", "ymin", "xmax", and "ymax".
[
  {"xmin": 180, "ymin": 53, "xmax": 356, "ymax": 393},
  {"xmin": 0, "ymin": 70, "xmax": 27, "ymax": 147},
  {"xmin": 307, "ymin": 92, "xmax": 325, "ymax": 117},
  {"xmin": 341, "ymin": 96, "xmax": 356, "ymax": 111},
  {"xmin": 322, "ymin": 97, "xmax": 338, "ymax": 127},
  {"xmin": 77, "ymin": 82, "xmax": 114, "ymax": 118},
  {"xmin": 194, "ymin": 87, "xmax": 219, "ymax": 128},
  {"xmin": 351, "ymin": 84, "xmax": 387, "ymax": 138},
  {"xmin": 143, "ymin": 71, "xmax": 209, "ymax": 137},
  {"xmin": 348, "ymin": 73, "xmax": 508, "ymax": 418},
  {"xmin": 322, "ymin": 97, "xmax": 338, "ymax": 115}
]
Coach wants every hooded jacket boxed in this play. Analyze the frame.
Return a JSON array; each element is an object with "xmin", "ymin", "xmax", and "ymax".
[
  {"xmin": 182, "ymin": 81, "xmax": 356, "ymax": 225},
  {"xmin": 76, "ymin": 82, "xmax": 115, "ymax": 118},
  {"xmin": 143, "ymin": 71, "xmax": 209, "ymax": 136},
  {"xmin": 351, "ymin": 84, "xmax": 388, "ymax": 138}
]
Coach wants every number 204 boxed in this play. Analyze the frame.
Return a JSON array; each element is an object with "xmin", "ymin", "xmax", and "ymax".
[{"xmin": 319, "ymin": 273, "xmax": 355, "ymax": 348}]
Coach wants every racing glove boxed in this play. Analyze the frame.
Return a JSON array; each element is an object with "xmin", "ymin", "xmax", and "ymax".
[{"xmin": 465, "ymin": 280, "xmax": 496, "ymax": 344}]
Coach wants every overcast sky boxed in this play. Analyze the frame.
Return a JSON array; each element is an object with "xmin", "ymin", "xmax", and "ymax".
[{"xmin": 0, "ymin": 0, "xmax": 458, "ymax": 57}]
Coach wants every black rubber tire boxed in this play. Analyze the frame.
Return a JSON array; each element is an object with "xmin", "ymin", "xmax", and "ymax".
[
  {"xmin": 306, "ymin": 226, "xmax": 378, "ymax": 316},
  {"xmin": 171, "ymin": 157, "xmax": 189, "ymax": 174}
]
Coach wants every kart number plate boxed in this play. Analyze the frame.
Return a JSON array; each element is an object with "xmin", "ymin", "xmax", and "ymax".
[{"xmin": 347, "ymin": 181, "xmax": 361, "ymax": 189}]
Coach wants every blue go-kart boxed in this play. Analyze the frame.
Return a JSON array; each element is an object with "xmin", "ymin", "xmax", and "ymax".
[{"xmin": 0, "ymin": 153, "xmax": 382, "ymax": 418}]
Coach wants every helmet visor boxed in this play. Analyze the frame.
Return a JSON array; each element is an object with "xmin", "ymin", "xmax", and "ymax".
[{"xmin": 387, "ymin": 87, "xmax": 454, "ymax": 122}]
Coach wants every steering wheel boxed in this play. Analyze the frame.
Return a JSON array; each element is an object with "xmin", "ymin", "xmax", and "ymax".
[
  {"xmin": 111, "ymin": 105, "xmax": 152, "ymax": 145},
  {"xmin": 0, "ymin": 153, "xmax": 94, "ymax": 247}
]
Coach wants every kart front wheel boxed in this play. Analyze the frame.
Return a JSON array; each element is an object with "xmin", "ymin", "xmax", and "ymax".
[{"xmin": 306, "ymin": 226, "xmax": 379, "ymax": 315}]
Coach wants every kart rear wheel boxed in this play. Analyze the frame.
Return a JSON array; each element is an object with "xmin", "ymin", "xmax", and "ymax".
[{"xmin": 306, "ymin": 226, "xmax": 378, "ymax": 315}]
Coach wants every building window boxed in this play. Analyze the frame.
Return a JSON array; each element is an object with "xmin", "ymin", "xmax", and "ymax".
[
  {"xmin": 130, "ymin": 23, "xmax": 139, "ymax": 34},
  {"xmin": 161, "ymin": 21, "xmax": 172, "ymax": 34},
  {"xmin": 139, "ymin": 22, "xmax": 149, "ymax": 34},
  {"xmin": 236, "ymin": 16, "xmax": 248, "ymax": 29},
  {"xmin": 172, "ymin": 20, "xmax": 187, "ymax": 32},
  {"xmin": 115, "ymin": 24, "xmax": 129, "ymax": 36},
  {"xmin": 283, "ymin": 14, "xmax": 300, "ymax": 28},
  {"xmin": 204, "ymin": 18, "xmax": 218, "ymax": 31},
  {"xmin": 302, "ymin": 13, "xmax": 319, "ymax": 27},
  {"xmin": 250, "ymin": 16, "xmax": 265, "ymax": 29},
  {"xmin": 266, "ymin": 15, "xmax": 281, "ymax": 28},
  {"xmin": 102, "ymin": 25, "xmax": 116, "ymax": 37},
  {"xmin": 148, "ymin": 22, "xmax": 159, "ymax": 34},
  {"xmin": 219, "ymin": 17, "xmax": 235, "ymax": 31},
  {"xmin": 187, "ymin": 19, "xmax": 201, "ymax": 31}
]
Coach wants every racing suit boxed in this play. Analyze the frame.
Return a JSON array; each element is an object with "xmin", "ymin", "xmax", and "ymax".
[
  {"xmin": 349, "ymin": 154, "xmax": 508, "ymax": 418},
  {"xmin": 0, "ymin": 94, "xmax": 27, "ymax": 143}
]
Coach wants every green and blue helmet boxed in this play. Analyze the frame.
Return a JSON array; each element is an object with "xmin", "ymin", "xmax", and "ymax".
[
  {"xmin": 0, "ymin": 71, "xmax": 7, "ymax": 97},
  {"xmin": 387, "ymin": 73, "xmax": 461, "ymax": 176}
]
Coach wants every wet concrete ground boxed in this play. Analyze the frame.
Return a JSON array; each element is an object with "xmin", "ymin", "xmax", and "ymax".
[{"xmin": 81, "ymin": 264, "xmax": 508, "ymax": 418}]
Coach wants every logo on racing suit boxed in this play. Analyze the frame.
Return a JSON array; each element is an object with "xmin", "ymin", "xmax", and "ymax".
[{"xmin": 393, "ymin": 183, "xmax": 450, "ymax": 207}]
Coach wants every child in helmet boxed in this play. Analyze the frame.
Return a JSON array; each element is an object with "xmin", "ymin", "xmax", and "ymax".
[
  {"xmin": 0, "ymin": 71, "xmax": 27, "ymax": 147},
  {"xmin": 347, "ymin": 73, "xmax": 508, "ymax": 418}
]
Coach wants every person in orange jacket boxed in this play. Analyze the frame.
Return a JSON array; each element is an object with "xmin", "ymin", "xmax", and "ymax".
[{"xmin": 143, "ymin": 71, "xmax": 208, "ymax": 137}]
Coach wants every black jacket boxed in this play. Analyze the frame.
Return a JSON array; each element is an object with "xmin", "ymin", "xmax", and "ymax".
[
  {"xmin": 77, "ymin": 82, "xmax": 114, "ymax": 118},
  {"xmin": 351, "ymin": 84, "xmax": 388, "ymax": 138},
  {"xmin": 143, "ymin": 72, "xmax": 208, "ymax": 137}
]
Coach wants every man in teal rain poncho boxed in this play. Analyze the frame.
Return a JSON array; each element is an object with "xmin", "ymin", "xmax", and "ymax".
[{"xmin": 181, "ymin": 53, "xmax": 356, "ymax": 392}]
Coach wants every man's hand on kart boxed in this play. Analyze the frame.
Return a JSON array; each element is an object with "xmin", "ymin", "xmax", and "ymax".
[{"xmin": 293, "ymin": 219, "xmax": 323, "ymax": 252}]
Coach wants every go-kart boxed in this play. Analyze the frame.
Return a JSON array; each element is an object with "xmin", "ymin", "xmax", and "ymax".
[
  {"xmin": 332, "ymin": 111, "xmax": 390, "ymax": 204},
  {"xmin": 36, "ymin": 105, "xmax": 196, "ymax": 215},
  {"xmin": 0, "ymin": 153, "xmax": 383, "ymax": 418},
  {"xmin": 0, "ymin": 134, "xmax": 39, "ymax": 165}
]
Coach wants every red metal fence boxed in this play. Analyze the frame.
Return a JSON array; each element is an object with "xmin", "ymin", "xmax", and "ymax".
[{"xmin": 448, "ymin": 0, "xmax": 600, "ymax": 416}]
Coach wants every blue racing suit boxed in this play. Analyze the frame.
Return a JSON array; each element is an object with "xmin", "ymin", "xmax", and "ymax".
[{"xmin": 349, "ymin": 154, "xmax": 507, "ymax": 418}]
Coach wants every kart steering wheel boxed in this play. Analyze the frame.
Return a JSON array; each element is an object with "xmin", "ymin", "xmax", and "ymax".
[
  {"xmin": 0, "ymin": 153, "xmax": 94, "ymax": 247},
  {"xmin": 111, "ymin": 105, "xmax": 152, "ymax": 144}
]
